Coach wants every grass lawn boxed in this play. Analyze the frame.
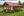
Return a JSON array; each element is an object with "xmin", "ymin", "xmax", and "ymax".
[
  {"xmin": 0, "ymin": 7, "xmax": 24, "ymax": 16},
  {"xmin": 0, "ymin": 11, "xmax": 24, "ymax": 16}
]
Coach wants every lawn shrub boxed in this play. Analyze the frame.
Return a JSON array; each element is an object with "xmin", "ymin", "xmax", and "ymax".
[
  {"xmin": 15, "ymin": 8, "xmax": 22, "ymax": 12},
  {"xmin": 11, "ymin": 10, "xmax": 14, "ymax": 13},
  {"xmin": 14, "ymin": 8, "xmax": 18, "ymax": 12}
]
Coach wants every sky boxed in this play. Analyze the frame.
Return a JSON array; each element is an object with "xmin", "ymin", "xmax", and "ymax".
[{"xmin": 0, "ymin": 0, "xmax": 24, "ymax": 5}]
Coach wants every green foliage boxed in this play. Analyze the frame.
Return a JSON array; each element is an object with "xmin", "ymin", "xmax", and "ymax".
[
  {"xmin": 15, "ymin": 8, "xmax": 22, "ymax": 12},
  {"xmin": 0, "ymin": 10, "xmax": 24, "ymax": 16},
  {"xmin": 23, "ymin": 2, "xmax": 24, "ymax": 5},
  {"xmin": 21, "ymin": 2, "xmax": 24, "ymax": 8},
  {"xmin": 14, "ymin": 9, "xmax": 18, "ymax": 12},
  {"xmin": 18, "ymin": 0, "xmax": 21, "ymax": 5}
]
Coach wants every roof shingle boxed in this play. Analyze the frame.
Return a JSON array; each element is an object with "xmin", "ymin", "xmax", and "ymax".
[{"xmin": 4, "ymin": 2, "xmax": 21, "ymax": 6}]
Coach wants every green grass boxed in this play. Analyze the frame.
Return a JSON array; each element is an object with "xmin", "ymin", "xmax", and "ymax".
[
  {"xmin": 0, "ymin": 7, "xmax": 24, "ymax": 16},
  {"xmin": 0, "ymin": 11, "xmax": 24, "ymax": 16},
  {"xmin": 0, "ymin": 7, "xmax": 4, "ymax": 12}
]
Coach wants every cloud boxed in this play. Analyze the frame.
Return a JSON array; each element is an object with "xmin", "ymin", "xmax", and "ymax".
[
  {"xmin": 0, "ymin": 1, "xmax": 5, "ymax": 5},
  {"xmin": 0, "ymin": 0, "xmax": 24, "ymax": 5}
]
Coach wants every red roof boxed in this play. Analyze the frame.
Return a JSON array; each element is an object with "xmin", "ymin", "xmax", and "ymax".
[{"xmin": 4, "ymin": 2, "xmax": 21, "ymax": 6}]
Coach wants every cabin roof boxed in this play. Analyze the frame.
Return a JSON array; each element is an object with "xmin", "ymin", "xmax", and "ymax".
[{"xmin": 3, "ymin": 2, "xmax": 21, "ymax": 6}]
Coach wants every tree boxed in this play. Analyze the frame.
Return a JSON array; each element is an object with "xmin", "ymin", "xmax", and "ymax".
[
  {"xmin": 21, "ymin": 2, "xmax": 24, "ymax": 8},
  {"xmin": 23, "ymin": 2, "xmax": 24, "ymax": 5},
  {"xmin": 18, "ymin": 0, "xmax": 21, "ymax": 5},
  {"xmin": 22, "ymin": 2, "xmax": 24, "ymax": 8},
  {"xmin": 0, "ymin": 5, "xmax": 3, "ymax": 7}
]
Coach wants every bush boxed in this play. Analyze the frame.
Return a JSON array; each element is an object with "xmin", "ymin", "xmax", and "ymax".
[
  {"xmin": 15, "ymin": 9, "xmax": 19, "ymax": 12},
  {"xmin": 15, "ymin": 8, "xmax": 22, "ymax": 12}
]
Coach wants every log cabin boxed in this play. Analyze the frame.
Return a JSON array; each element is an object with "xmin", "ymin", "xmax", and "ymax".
[{"xmin": 3, "ymin": 2, "xmax": 21, "ymax": 13}]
